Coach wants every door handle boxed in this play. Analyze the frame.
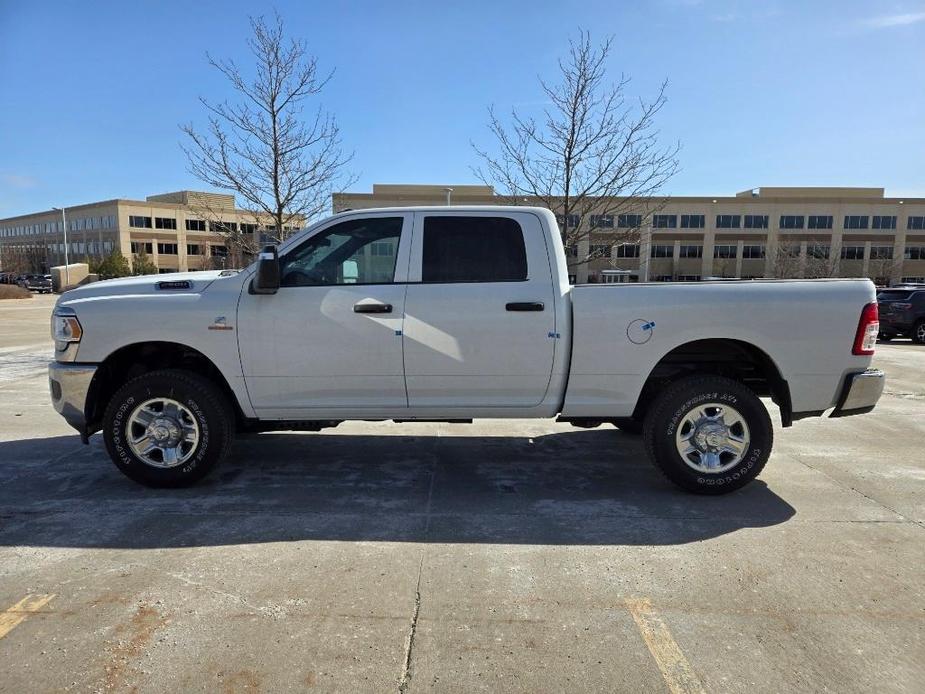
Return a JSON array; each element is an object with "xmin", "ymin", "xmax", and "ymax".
[
  {"xmin": 506, "ymin": 301, "xmax": 545, "ymax": 311},
  {"xmin": 354, "ymin": 302, "xmax": 392, "ymax": 314}
]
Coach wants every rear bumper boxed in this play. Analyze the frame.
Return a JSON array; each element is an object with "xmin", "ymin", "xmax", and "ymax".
[
  {"xmin": 48, "ymin": 362, "xmax": 97, "ymax": 439},
  {"xmin": 830, "ymin": 369, "xmax": 885, "ymax": 418}
]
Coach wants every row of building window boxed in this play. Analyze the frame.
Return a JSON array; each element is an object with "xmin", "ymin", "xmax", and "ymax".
[
  {"xmin": 128, "ymin": 216, "xmax": 290, "ymax": 234},
  {"xmin": 576, "ymin": 244, "xmax": 925, "ymax": 261},
  {"xmin": 1, "ymin": 215, "xmax": 118, "ymax": 237},
  {"xmin": 558, "ymin": 214, "xmax": 925, "ymax": 231},
  {"xmin": 131, "ymin": 241, "xmax": 228, "ymax": 257}
]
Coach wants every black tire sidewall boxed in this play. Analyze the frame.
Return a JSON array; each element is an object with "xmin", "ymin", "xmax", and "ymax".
[
  {"xmin": 103, "ymin": 371, "xmax": 231, "ymax": 487},
  {"xmin": 647, "ymin": 377, "xmax": 772, "ymax": 494},
  {"xmin": 913, "ymin": 321, "xmax": 925, "ymax": 345}
]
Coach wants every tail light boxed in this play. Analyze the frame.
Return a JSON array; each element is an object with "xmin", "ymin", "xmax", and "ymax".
[{"xmin": 852, "ymin": 302, "xmax": 879, "ymax": 355}]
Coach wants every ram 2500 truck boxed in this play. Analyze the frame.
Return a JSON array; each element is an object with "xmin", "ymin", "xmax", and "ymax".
[{"xmin": 49, "ymin": 206, "xmax": 885, "ymax": 494}]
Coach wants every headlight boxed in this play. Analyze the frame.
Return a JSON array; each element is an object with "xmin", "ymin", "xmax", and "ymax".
[{"xmin": 52, "ymin": 308, "xmax": 83, "ymax": 344}]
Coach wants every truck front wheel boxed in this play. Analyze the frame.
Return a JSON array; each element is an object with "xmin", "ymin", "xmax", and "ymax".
[
  {"xmin": 102, "ymin": 369, "xmax": 235, "ymax": 488},
  {"xmin": 642, "ymin": 375, "xmax": 772, "ymax": 494}
]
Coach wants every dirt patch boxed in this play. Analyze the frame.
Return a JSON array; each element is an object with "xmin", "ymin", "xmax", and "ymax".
[
  {"xmin": 0, "ymin": 285, "xmax": 32, "ymax": 300},
  {"xmin": 102, "ymin": 602, "xmax": 169, "ymax": 691},
  {"xmin": 219, "ymin": 669, "xmax": 261, "ymax": 693}
]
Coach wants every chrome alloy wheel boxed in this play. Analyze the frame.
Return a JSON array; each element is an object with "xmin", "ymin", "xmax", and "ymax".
[
  {"xmin": 674, "ymin": 402, "xmax": 750, "ymax": 473},
  {"xmin": 127, "ymin": 398, "xmax": 200, "ymax": 468},
  {"xmin": 917, "ymin": 323, "xmax": 925, "ymax": 343}
]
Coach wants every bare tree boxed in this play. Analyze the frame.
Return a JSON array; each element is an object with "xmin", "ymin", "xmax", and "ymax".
[
  {"xmin": 181, "ymin": 11, "xmax": 354, "ymax": 248},
  {"xmin": 472, "ymin": 29, "xmax": 679, "ymax": 265}
]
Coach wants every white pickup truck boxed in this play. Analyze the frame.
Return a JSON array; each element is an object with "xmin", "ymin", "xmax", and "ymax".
[{"xmin": 49, "ymin": 206, "xmax": 884, "ymax": 494}]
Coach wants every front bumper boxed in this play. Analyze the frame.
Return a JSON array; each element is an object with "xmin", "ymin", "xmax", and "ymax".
[
  {"xmin": 830, "ymin": 369, "xmax": 885, "ymax": 418},
  {"xmin": 48, "ymin": 362, "xmax": 97, "ymax": 438}
]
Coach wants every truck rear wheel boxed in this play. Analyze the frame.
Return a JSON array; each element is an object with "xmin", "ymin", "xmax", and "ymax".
[
  {"xmin": 102, "ymin": 369, "xmax": 234, "ymax": 488},
  {"xmin": 642, "ymin": 375, "xmax": 772, "ymax": 494}
]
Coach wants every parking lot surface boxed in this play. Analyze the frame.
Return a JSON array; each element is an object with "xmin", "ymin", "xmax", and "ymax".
[{"xmin": 0, "ymin": 294, "xmax": 922, "ymax": 693}]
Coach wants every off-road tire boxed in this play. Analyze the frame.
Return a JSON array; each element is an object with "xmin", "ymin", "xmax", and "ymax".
[
  {"xmin": 642, "ymin": 375, "xmax": 772, "ymax": 494},
  {"xmin": 102, "ymin": 369, "xmax": 234, "ymax": 488}
]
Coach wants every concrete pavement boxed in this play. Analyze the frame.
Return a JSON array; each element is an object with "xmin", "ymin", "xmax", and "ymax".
[{"xmin": 0, "ymin": 294, "xmax": 922, "ymax": 692}]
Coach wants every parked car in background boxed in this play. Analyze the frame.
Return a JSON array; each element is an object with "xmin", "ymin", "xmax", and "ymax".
[
  {"xmin": 878, "ymin": 287, "xmax": 925, "ymax": 344},
  {"xmin": 18, "ymin": 273, "xmax": 53, "ymax": 293},
  {"xmin": 0, "ymin": 272, "xmax": 18, "ymax": 284}
]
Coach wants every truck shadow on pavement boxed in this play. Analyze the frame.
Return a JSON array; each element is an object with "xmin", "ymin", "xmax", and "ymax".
[{"xmin": 0, "ymin": 429, "xmax": 795, "ymax": 549}]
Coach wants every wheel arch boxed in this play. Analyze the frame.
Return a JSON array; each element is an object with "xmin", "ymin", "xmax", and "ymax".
[
  {"xmin": 85, "ymin": 341, "xmax": 246, "ymax": 435},
  {"xmin": 632, "ymin": 338, "xmax": 793, "ymax": 427}
]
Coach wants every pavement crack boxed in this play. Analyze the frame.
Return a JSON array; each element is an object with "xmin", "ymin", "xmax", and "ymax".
[
  {"xmin": 399, "ymin": 555, "xmax": 424, "ymax": 694},
  {"xmin": 792, "ymin": 453, "xmax": 925, "ymax": 531}
]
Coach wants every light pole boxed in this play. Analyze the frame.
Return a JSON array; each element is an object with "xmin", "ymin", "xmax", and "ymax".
[{"xmin": 52, "ymin": 207, "xmax": 69, "ymax": 288}]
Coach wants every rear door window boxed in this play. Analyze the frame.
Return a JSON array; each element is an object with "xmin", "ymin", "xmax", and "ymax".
[
  {"xmin": 422, "ymin": 216, "xmax": 527, "ymax": 283},
  {"xmin": 878, "ymin": 291, "xmax": 912, "ymax": 301}
]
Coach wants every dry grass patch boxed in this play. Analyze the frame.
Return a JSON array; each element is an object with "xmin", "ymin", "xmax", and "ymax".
[{"xmin": 0, "ymin": 284, "xmax": 33, "ymax": 300}]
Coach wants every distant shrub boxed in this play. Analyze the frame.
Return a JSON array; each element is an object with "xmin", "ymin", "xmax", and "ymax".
[{"xmin": 0, "ymin": 284, "xmax": 32, "ymax": 299}]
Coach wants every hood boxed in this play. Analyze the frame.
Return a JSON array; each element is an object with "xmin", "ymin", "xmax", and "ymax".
[{"xmin": 57, "ymin": 270, "xmax": 241, "ymax": 302}]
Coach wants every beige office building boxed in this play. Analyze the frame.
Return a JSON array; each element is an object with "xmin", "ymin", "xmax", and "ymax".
[
  {"xmin": 0, "ymin": 191, "xmax": 301, "ymax": 274},
  {"xmin": 334, "ymin": 184, "xmax": 925, "ymax": 286}
]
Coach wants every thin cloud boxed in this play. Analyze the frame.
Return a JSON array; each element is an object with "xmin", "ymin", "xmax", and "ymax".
[
  {"xmin": 0, "ymin": 173, "xmax": 38, "ymax": 190},
  {"xmin": 862, "ymin": 11, "xmax": 925, "ymax": 29}
]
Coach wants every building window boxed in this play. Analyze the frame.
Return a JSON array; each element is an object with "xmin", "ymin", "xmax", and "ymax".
[
  {"xmin": 211, "ymin": 245, "xmax": 228, "ymax": 257},
  {"xmin": 653, "ymin": 275, "xmax": 674, "ymax": 282},
  {"xmin": 186, "ymin": 219, "xmax": 206, "ymax": 231},
  {"xmin": 808, "ymin": 215, "xmax": 833, "ymax": 229},
  {"xmin": 650, "ymin": 244, "xmax": 674, "ymax": 258},
  {"xmin": 154, "ymin": 217, "xmax": 177, "ymax": 230},
  {"xmin": 589, "ymin": 244, "xmax": 612, "ymax": 258},
  {"xmin": 907, "ymin": 216, "xmax": 925, "ymax": 230},
  {"xmin": 678, "ymin": 244, "xmax": 703, "ymax": 258},
  {"xmin": 779, "ymin": 215, "xmax": 805, "ymax": 229},
  {"xmin": 589, "ymin": 214, "xmax": 614, "ymax": 228},
  {"xmin": 617, "ymin": 214, "xmax": 643, "ymax": 228},
  {"xmin": 841, "ymin": 245, "xmax": 865, "ymax": 260},
  {"xmin": 565, "ymin": 243, "xmax": 579, "ymax": 258},
  {"xmin": 370, "ymin": 241, "xmax": 394, "ymax": 256},
  {"xmin": 844, "ymin": 215, "xmax": 869, "ymax": 229},
  {"xmin": 901, "ymin": 276, "xmax": 925, "ymax": 283},
  {"xmin": 186, "ymin": 244, "xmax": 202, "ymax": 256},
  {"xmin": 869, "ymin": 245, "xmax": 893, "ymax": 260},
  {"xmin": 744, "ymin": 215, "xmax": 768, "ymax": 229},
  {"xmin": 872, "ymin": 215, "xmax": 896, "ymax": 230},
  {"xmin": 614, "ymin": 243, "xmax": 640, "ymax": 258},
  {"xmin": 157, "ymin": 242, "xmax": 178, "ymax": 255},
  {"xmin": 903, "ymin": 246, "xmax": 925, "ymax": 260},
  {"xmin": 558, "ymin": 214, "xmax": 580, "ymax": 229},
  {"xmin": 157, "ymin": 268, "xmax": 177, "ymax": 274},
  {"xmin": 715, "ymin": 215, "xmax": 741, "ymax": 229},
  {"xmin": 714, "ymin": 244, "xmax": 737, "ymax": 258},
  {"xmin": 210, "ymin": 221, "xmax": 238, "ymax": 233},
  {"xmin": 129, "ymin": 215, "xmax": 152, "ymax": 228},
  {"xmin": 652, "ymin": 214, "xmax": 677, "ymax": 229},
  {"xmin": 680, "ymin": 214, "xmax": 705, "ymax": 229},
  {"xmin": 240, "ymin": 223, "xmax": 258, "ymax": 234},
  {"xmin": 130, "ymin": 241, "xmax": 153, "ymax": 254},
  {"xmin": 676, "ymin": 275, "xmax": 701, "ymax": 281},
  {"xmin": 807, "ymin": 243, "xmax": 830, "ymax": 259},
  {"xmin": 742, "ymin": 244, "xmax": 765, "ymax": 259}
]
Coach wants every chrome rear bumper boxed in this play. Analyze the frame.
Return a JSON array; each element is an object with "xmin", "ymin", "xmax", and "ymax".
[
  {"xmin": 831, "ymin": 369, "xmax": 885, "ymax": 418},
  {"xmin": 48, "ymin": 362, "xmax": 97, "ymax": 437}
]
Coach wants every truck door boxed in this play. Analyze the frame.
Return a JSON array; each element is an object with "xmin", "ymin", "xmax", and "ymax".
[
  {"xmin": 237, "ymin": 212, "xmax": 412, "ymax": 414},
  {"xmin": 402, "ymin": 212, "xmax": 556, "ymax": 408}
]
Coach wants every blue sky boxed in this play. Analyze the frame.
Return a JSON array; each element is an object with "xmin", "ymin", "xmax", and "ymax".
[{"xmin": 1, "ymin": 0, "xmax": 923, "ymax": 217}]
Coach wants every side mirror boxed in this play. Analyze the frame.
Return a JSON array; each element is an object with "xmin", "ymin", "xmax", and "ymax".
[{"xmin": 250, "ymin": 245, "xmax": 280, "ymax": 294}]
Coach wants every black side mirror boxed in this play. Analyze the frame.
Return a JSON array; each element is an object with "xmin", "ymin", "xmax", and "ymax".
[{"xmin": 250, "ymin": 245, "xmax": 280, "ymax": 294}]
